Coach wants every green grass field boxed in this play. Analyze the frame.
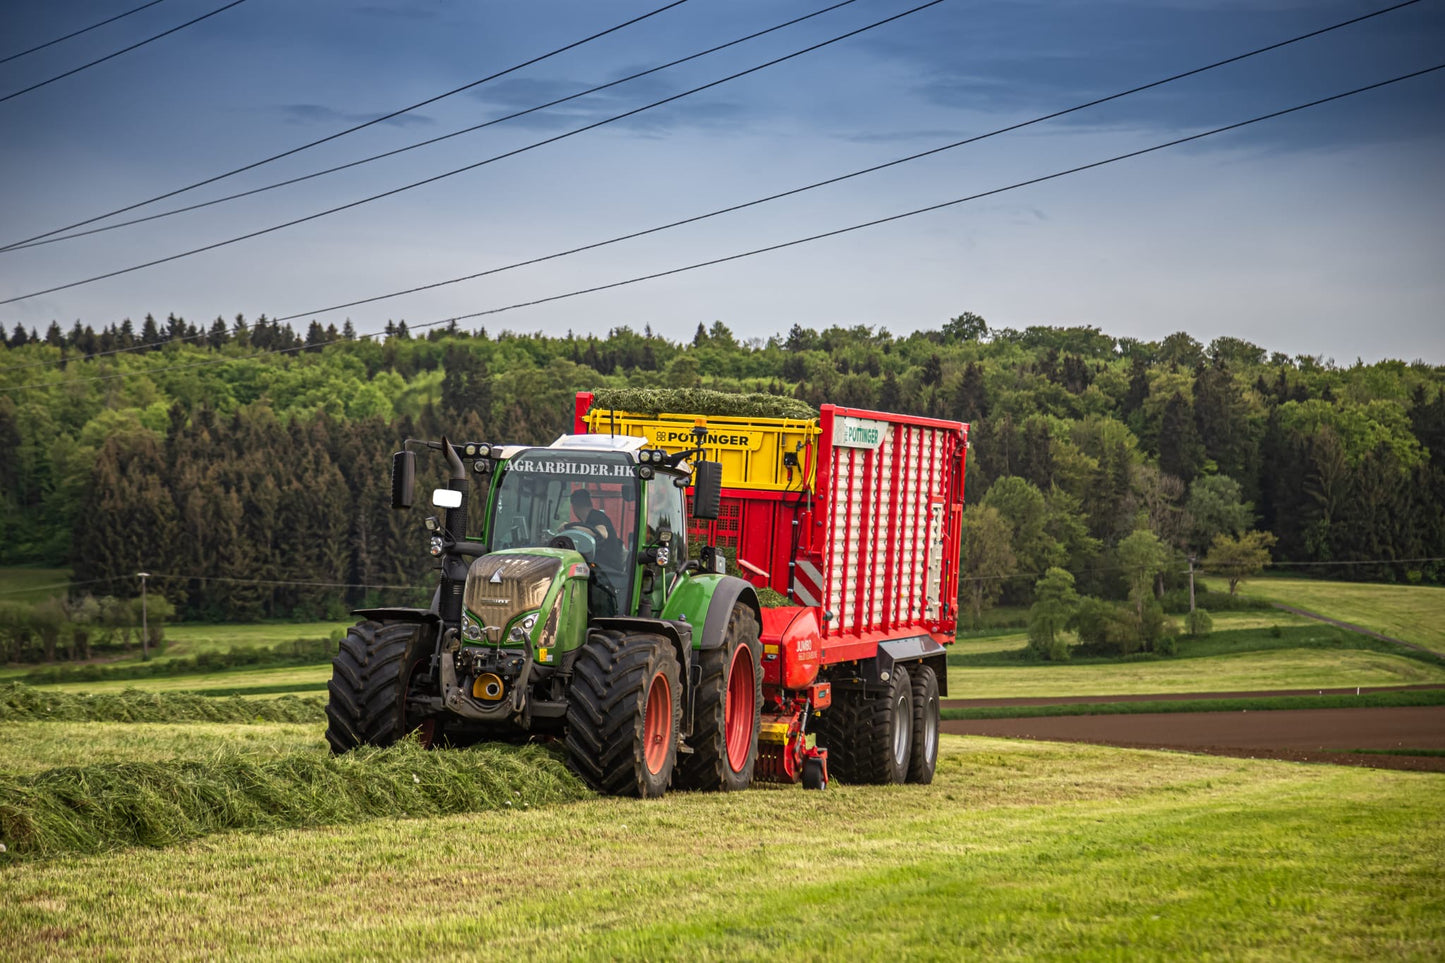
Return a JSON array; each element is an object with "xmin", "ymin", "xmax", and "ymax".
[
  {"xmin": 0, "ymin": 567, "xmax": 72, "ymax": 604},
  {"xmin": 159, "ymin": 621, "xmax": 348, "ymax": 657},
  {"xmin": 948, "ymin": 648, "xmax": 1445, "ymax": 699},
  {"xmin": 1, "ymin": 735, "xmax": 1440, "ymax": 960},
  {"xmin": 1237, "ymin": 577, "xmax": 1445, "ymax": 654},
  {"xmin": 31, "ymin": 664, "xmax": 331, "ymax": 697},
  {"xmin": 944, "ymin": 613, "xmax": 1445, "ymax": 699},
  {"xmin": 0, "ymin": 721, "xmax": 323, "ymax": 773},
  {"xmin": 20, "ymin": 611, "xmax": 1442, "ymax": 704}
]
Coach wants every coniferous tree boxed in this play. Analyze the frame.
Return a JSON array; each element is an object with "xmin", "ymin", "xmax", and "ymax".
[{"xmin": 1157, "ymin": 392, "xmax": 1204, "ymax": 482}]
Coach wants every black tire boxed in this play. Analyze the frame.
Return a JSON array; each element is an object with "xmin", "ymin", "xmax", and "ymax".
[
  {"xmin": 802, "ymin": 755, "xmax": 827, "ymax": 791},
  {"xmin": 907, "ymin": 663, "xmax": 939, "ymax": 784},
  {"xmin": 565, "ymin": 629, "xmax": 681, "ymax": 798},
  {"xmin": 813, "ymin": 665, "xmax": 913, "ymax": 785},
  {"xmin": 674, "ymin": 603, "xmax": 762, "ymax": 792},
  {"xmin": 325, "ymin": 620, "xmax": 434, "ymax": 753}
]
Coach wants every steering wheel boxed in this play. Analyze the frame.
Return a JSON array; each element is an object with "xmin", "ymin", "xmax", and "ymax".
[{"xmin": 549, "ymin": 527, "xmax": 598, "ymax": 561}]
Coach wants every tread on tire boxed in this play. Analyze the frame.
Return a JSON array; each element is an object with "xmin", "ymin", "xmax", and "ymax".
[
  {"xmin": 813, "ymin": 665, "xmax": 913, "ymax": 785},
  {"xmin": 565, "ymin": 629, "xmax": 681, "ymax": 798},
  {"xmin": 674, "ymin": 603, "xmax": 762, "ymax": 792}
]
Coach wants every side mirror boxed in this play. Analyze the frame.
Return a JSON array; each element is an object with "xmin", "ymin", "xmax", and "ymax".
[
  {"xmin": 432, "ymin": 488, "xmax": 463, "ymax": 509},
  {"xmin": 692, "ymin": 461, "xmax": 722, "ymax": 520},
  {"xmin": 391, "ymin": 451, "xmax": 415, "ymax": 509}
]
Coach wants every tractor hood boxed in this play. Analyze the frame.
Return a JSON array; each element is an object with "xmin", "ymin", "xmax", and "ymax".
[{"xmin": 461, "ymin": 547, "xmax": 582, "ymax": 646}]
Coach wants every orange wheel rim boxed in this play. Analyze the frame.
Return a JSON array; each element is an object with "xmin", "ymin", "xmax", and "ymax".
[
  {"xmin": 723, "ymin": 644, "xmax": 755, "ymax": 773},
  {"xmin": 643, "ymin": 671, "xmax": 672, "ymax": 774}
]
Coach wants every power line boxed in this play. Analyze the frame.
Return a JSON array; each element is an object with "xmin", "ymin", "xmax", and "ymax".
[
  {"xmin": 0, "ymin": 0, "xmax": 249, "ymax": 106},
  {"xmin": 0, "ymin": 573, "xmax": 426, "ymax": 596},
  {"xmin": 2, "ymin": 0, "xmax": 871, "ymax": 254},
  {"xmin": 0, "ymin": 577, "xmax": 122, "ymax": 597},
  {"xmin": 144, "ymin": 572, "xmax": 426, "ymax": 591},
  {"xmin": 382, "ymin": 64, "xmax": 1445, "ymax": 330},
  {"xmin": 0, "ymin": 0, "xmax": 949, "ymax": 306},
  {"xmin": 0, "ymin": 0, "xmax": 1420, "ymax": 370},
  {"xmin": 271, "ymin": 0, "xmax": 1426, "ymax": 326},
  {"xmin": 2, "ymin": 61, "xmax": 1440, "ymax": 395},
  {"xmin": 0, "ymin": 0, "xmax": 171, "ymax": 66},
  {"xmin": 0, "ymin": 0, "xmax": 693, "ymax": 251}
]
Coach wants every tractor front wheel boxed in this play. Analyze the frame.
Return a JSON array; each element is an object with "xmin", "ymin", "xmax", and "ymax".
[
  {"xmin": 325, "ymin": 620, "xmax": 435, "ymax": 753},
  {"xmin": 565, "ymin": 629, "xmax": 681, "ymax": 798}
]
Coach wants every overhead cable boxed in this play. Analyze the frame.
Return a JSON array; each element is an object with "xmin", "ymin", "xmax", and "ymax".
[
  {"xmin": 0, "ymin": 0, "xmax": 949, "ymax": 305},
  {"xmin": 2, "ymin": 0, "xmax": 870, "ymax": 253},
  {"xmin": 0, "ymin": 0, "xmax": 693, "ymax": 250},
  {"xmin": 1, "ymin": 61, "xmax": 1440, "ymax": 394},
  {"xmin": 0, "ymin": 0, "xmax": 170, "ymax": 66},
  {"xmin": 272, "ymin": 0, "xmax": 1427, "ymax": 325},
  {"xmin": 0, "ymin": 0, "xmax": 1422, "ymax": 372},
  {"xmin": 0, "ymin": 0, "xmax": 249, "ymax": 106}
]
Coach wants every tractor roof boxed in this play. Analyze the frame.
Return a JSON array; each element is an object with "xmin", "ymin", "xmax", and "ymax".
[{"xmin": 549, "ymin": 433, "xmax": 648, "ymax": 453}]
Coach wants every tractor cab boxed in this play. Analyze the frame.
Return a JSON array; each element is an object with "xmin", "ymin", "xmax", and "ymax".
[{"xmin": 482, "ymin": 435, "xmax": 690, "ymax": 618}]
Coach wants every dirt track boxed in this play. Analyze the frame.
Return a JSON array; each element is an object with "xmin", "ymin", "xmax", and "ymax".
[{"xmin": 942, "ymin": 706, "xmax": 1445, "ymax": 772}]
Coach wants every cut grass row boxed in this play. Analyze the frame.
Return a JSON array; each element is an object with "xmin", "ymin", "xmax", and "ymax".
[
  {"xmin": 0, "ymin": 740, "xmax": 585, "ymax": 862},
  {"xmin": 0, "ymin": 721, "xmax": 325, "ymax": 773},
  {"xmin": 0, "ymin": 683, "xmax": 323, "ymax": 723},
  {"xmin": 1, "ymin": 737, "xmax": 1440, "ymax": 960},
  {"xmin": 27, "ymin": 664, "xmax": 332, "ymax": 697}
]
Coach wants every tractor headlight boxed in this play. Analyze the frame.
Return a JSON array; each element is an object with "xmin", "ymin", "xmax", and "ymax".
[
  {"xmin": 463, "ymin": 617, "xmax": 482, "ymax": 642},
  {"xmin": 429, "ymin": 535, "xmax": 444, "ymax": 556},
  {"xmin": 509, "ymin": 611, "xmax": 539, "ymax": 642}
]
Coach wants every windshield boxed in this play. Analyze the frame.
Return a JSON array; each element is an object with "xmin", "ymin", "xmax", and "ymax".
[{"xmin": 488, "ymin": 450, "xmax": 639, "ymax": 607}]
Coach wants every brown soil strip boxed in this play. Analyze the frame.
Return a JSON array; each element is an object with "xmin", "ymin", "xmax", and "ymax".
[{"xmin": 942, "ymin": 706, "xmax": 1445, "ymax": 773}]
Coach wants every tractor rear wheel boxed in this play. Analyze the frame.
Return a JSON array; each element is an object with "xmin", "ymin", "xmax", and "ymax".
[
  {"xmin": 813, "ymin": 665, "xmax": 913, "ymax": 785},
  {"xmin": 325, "ymin": 620, "xmax": 435, "ymax": 753},
  {"xmin": 565, "ymin": 629, "xmax": 681, "ymax": 798},
  {"xmin": 907, "ymin": 663, "xmax": 939, "ymax": 784},
  {"xmin": 674, "ymin": 603, "xmax": 762, "ymax": 792}
]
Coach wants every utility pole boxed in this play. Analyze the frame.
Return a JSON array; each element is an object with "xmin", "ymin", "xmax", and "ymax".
[
  {"xmin": 1187, "ymin": 555, "xmax": 1197, "ymax": 614},
  {"xmin": 137, "ymin": 571, "xmax": 150, "ymax": 660}
]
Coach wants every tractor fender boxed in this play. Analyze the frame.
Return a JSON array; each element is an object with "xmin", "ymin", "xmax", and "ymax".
[
  {"xmin": 589, "ymin": 616, "xmax": 694, "ymax": 682},
  {"xmin": 350, "ymin": 607, "xmax": 440, "ymax": 624},
  {"xmin": 698, "ymin": 576, "xmax": 761, "ymax": 652}
]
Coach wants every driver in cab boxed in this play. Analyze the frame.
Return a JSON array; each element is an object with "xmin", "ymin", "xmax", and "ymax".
[{"xmin": 569, "ymin": 489, "xmax": 616, "ymax": 543}]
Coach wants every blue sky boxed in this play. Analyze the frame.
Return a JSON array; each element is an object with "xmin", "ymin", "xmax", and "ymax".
[{"xmin": 1, "ymin": 0, "xmax": 1442, "ymax": 362}]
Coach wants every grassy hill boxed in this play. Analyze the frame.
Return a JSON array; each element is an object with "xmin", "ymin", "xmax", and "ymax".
[{"xmin": 1237, "ymin": 577, "xmax": 1445, "ymax": 654}]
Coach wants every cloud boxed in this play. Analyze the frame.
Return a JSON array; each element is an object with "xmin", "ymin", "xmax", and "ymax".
[
  {"xmin": 469, "ymin": 73, "xmax": 749, "ymax": 135},
  {"xmin": 866, "ymin": 0, "xmax": 1445, "ymax": 154},
  {"xmin": 277, "ymin": 104, "xmax": 436, "ymax": 128}
]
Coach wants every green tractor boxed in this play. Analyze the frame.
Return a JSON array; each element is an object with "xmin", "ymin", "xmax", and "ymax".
[{"xmin": 325, "ymin": 430, "xmax": 764, "ymax": 798}]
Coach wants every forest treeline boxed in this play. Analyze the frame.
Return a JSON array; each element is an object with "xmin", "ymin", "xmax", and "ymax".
[{"xmin": 2, "ymin": 311, "xmax": 1443, "ymax": 635}]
